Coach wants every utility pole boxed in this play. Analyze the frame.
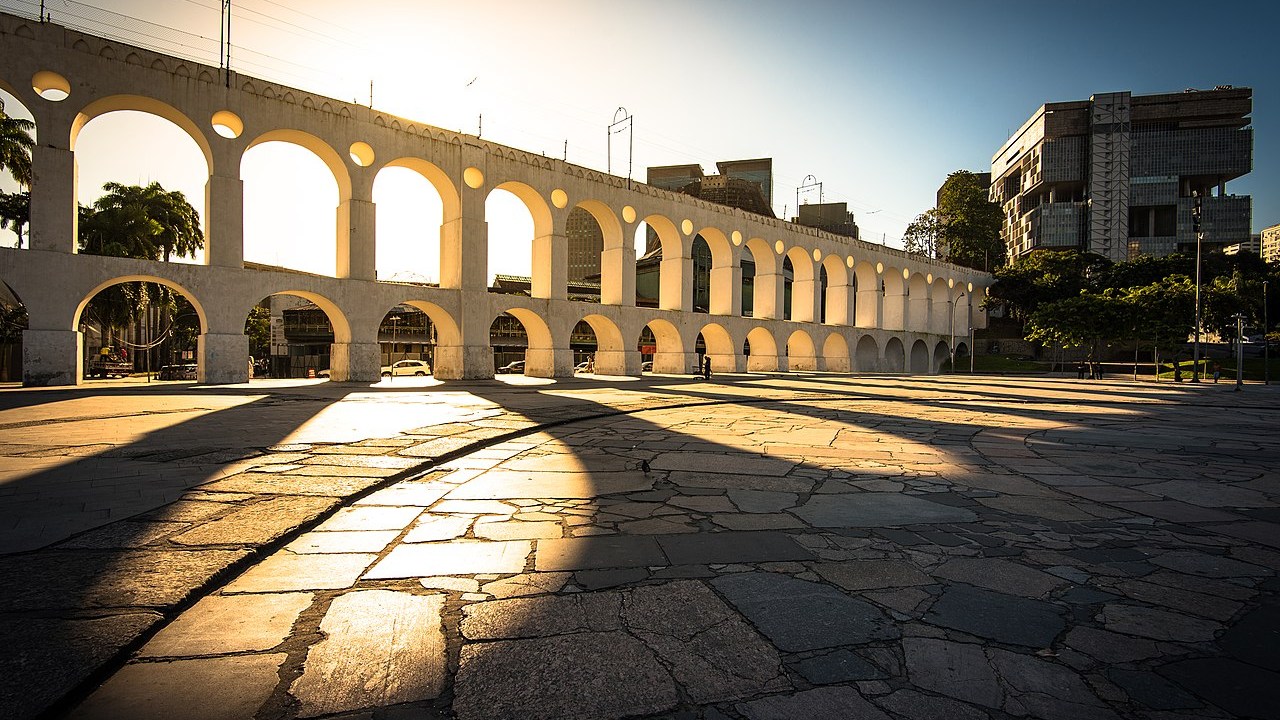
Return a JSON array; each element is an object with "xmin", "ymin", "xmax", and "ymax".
[
  {"xmin": 1265, "ymin": 280, "xmax": 1270, "ymax": 385},
  {"xmin": 219, "ymin": 0, "xmax": 233, "ymax": 89}
]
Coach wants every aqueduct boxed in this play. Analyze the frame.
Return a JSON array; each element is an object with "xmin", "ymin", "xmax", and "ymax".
[{"xmin": 0, "ymin": 14, "xmax": 989, "ymax": 385}]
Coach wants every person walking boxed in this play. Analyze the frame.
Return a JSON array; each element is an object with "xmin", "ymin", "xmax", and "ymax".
[{"xmin": 702, "ymin": 356, "xmax": 712, "ymax": 381}]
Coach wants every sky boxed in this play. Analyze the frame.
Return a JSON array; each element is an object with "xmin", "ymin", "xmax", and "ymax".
[{"xmin": 0, "ymin": 0, "xmax": 1277, "ymax": 281}]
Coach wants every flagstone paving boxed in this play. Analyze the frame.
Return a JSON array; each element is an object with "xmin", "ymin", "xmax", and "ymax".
[{"xmin": 1, "ymin": 375, "xmax": 1278, "ymax": 719}]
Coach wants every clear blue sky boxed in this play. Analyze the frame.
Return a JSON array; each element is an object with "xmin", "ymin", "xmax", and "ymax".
[{"xmin": 1, "ymin": 0, "xmax": 1276, "ymax": 270}]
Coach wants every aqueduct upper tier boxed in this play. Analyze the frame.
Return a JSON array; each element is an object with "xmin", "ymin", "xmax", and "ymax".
[{"xmin": 0, "ymin": 13, "xmax": 989, "ymax": 385}]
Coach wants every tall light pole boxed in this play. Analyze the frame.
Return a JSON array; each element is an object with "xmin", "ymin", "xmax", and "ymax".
[
  {"xmin": 607, "ymin": 108, "xmax": 633, "ymax": 188},
  {"xmin": 1235, "ymin": 313, "xmax": 1245, "ymax": 391},
  {"xmin": 1265, "ymin": 280, "xmax": 1270, "ymax": 386},
  {"xmin": 1192, "ymin": 191, "xmax": 1203, "ymax": 382},
  {"xmin": 950, "ymin": 292, "xmax": 965, "ymax": 373}
]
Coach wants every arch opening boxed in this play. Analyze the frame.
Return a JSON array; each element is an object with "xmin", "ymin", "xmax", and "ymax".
[
  {"xmin": 376, "ymin": 304, "xmax": 437, "ymax": 380},
  {"xmin": 932, "ymin": 340, "xmax": 951, "ymax": 375},
  {"xmin": 909, "ymin": 338, "xmax": 930, "ymax": 374},
  {"xmin": 76, "ymin": 277, "xmax": 205, "ymax": 381},
  {"xmin": 73, "ymin": 109, "xmax": 209, "ymax": 264},
  {"xmin": 854, "ymin": 334, "xmax": 879, "ymax": 373},
  {"xmin": 698, "ymin": 322, "xmax": 736, "ymax": 373},
  {"xmin": 491, "ymin": 308, "xmax": 554, "ymax": 377},
  {"xmin": 745, "ymin": 326, "xmax": 778, "ymax": 372},
  {"xmin": 374, "ymin": 164, "xmax": 445, "ymax": 284},
  {"xmin": 786, "ymin": 330, "xmax": 817, "ymax": 372},
  {"xmin": 247, "ymin": 291, "xmax": 349, "ymax": 381},
  {"xmin": 241, "ymin": 139, "xmax": 341, "ymax": 276},
  {"xmin": 638, "ymin": 318, "xmax": 683, "ymax": 374},
  {"xmin": 884, "ymin": 336, "xmax": 906, "ymax": 373},
  {"xmin": 821, "ymin": 332, "xmax": 850, "ymax": 372},
  {"xmin": 579, "ymin": 313, "xmax": 626, "ymax": 375},
  {"xmin": 0, "ymin": 279, "xmax": 27, "ymax": 381},
  {"xmin": 566, "ymin": 206, "xmax": 605, "ymax": 302}
]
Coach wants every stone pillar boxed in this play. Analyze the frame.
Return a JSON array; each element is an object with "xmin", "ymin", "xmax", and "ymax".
[
  {"xmin": 457, "ymin": 289, "xmax": 497, "ymax": 379},
  {"xmin": 790, "ymin": 278, "xmax": 819, "ymax": 323},
  {"xmin": 199, "ymin": 332, "xmax": 249, "ymax": 384},
  {"xmin": 855, "ymin": 287, "xmax": 880, "ymax": 328},
  {"xmin": 908, "ymin": 294, "xmax": 930, "ymax": 333},
  {"xmin": 931, "ymin": 299, "xmax": 951, "ymax": 335},
  {"xmin": 531, "ymin": 232, "xmax": 567, "ymax": 300},
  {"xmin": 824, "ymin": 283, "xmax": 850, "ymax": 326},
  {"xmin": 205, "ymin": 173, "xmax": 244, "ymax": 268},
  {"xmin": 709, "ymin": 264, "xmax": 742, "ymax": 316},
  {"xmin": 329, "ymin": 342, "xmax": 380, "ymax": 382},
  {"xmin": 22, "ymin": 329, "xmax": 81, "ymax": 386},
  {"xmin": 660, "ymin": 254, "xmax": 693, "ymax": 312},
  {"xmin": 525, "ymin": 346, "xmax": 572, "ymax": 378},
  {"xmin": 882, "ymin": 289, "xmax": 906, "ymax": 331},
  {"xmin": 28, "ymin": 145, "xmax": 77, "ymax": 254},
  {"xmin": 337, "ymin": 198, "xmax": 376, "ymax": 281},
  {"xmin": 753, "ymin": 271, "xmax": 784, "ymax": 320},
  {"xmin": 431, "ymin": 344, "xmax": 465, "ymax": 380},
  {"xmin": 599, "ymin": 246, "xmax": 635, "ymax": 306}
]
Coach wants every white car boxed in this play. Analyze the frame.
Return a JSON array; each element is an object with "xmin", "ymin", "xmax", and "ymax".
[{"xmin": 381, "ymin": 359, "xmax": 431, "ymax": 377}]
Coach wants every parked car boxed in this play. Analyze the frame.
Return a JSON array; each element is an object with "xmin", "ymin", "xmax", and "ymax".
[
  {"xmin": 575, "ymin": 361, "xmax": 590, "ymax": 373},
  {"xmin": 158, "ymin": 364, "xmax": 197, "ymax": 381},
  {"xmin": 381, "ymin": 359, "xmax": 431, "ymax": 377},
  {"xmin": 641, "ymin": 361, "xmax": 653, "ymax": 372},
  {"xmin": 496, "ymin": 360, "xmax": 525, "ymax": 375}
]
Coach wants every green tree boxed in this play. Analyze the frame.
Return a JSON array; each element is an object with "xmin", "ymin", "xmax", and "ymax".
[
  {"xmin": 245, "ymin": 305, "xmax": 271, "ymax": 357},
  {"xmin": 935, "ymin": 170, "xmax": 1005, "ymax": 271},
  {"xmin": 1123, "ymin": 277, "xmax": 1195, "ymax": 363},
  {"xmin": 903, "ymin": 208, "xmax": 941, "ymax": 259},
  {"xmin": 0, "ymin": 190, "xmax": 29, "ymax": 248},
  {"xmin": 985, "ymin": 249, "xmax": 1111, "ymax": 322},
  {"xmin": 1025, "ymin": 291, "xmax": 1128, "ymax": 371},
  {"xmin": 79, "ymin": 182, "xmax": 203, "ymax": 261},
  {"xmin": 0, "ymin": 100, "xmax": 34, "ymax": 188}
]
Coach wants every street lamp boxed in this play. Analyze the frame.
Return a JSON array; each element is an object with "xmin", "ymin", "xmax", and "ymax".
[
  {"xmin": 1265, "ymin": 280, "xmax": 1270, "ymax": 386},
  {"xmin": 1192, "ymin": 191, "xmax": 1204, "ymax": 382},
  {"xmin": 1234, "ymin": 313, "xmax": 1245, "ymax": 392},
  {"xmin": 950, "ymin": 292, "xmax": 966, "ymax": 373}
]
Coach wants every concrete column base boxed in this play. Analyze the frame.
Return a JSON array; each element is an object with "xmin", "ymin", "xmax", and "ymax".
[
  {"xmin": 199, "ymin": 332, "xmax": 248, "ymax": 384},
  {"xmin": 330, "ymin": 342, "xmax": 380, "ymax": 382},
  {"xmin": 526, "ymin": 347, "xmax": 572, "ymax": 378},
  {"xmin": 458, "ymin": 345, "xmax": 495, "ymax": 379},
  {"xmin": 593, "ymin": 349, "xmax": 639, "ymax": 376},
  {"xmin": 22, "ymin": 329, "xmax": 81, "ymax": 386},
  {"xmin": 432, "ymin": 345, "xmax": 464, "ymax": 380}
]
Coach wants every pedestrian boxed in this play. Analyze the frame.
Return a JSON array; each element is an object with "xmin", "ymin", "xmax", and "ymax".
[
  {"xmin": 702, "ymin": 356, "xmax": 712, "ymax": 380},
  {"xmin": 1076, "ymin": 362, "xmax": 1085, "ymax": 380},
  {"xmin": 586, "ymin": 354, "xmax": 594, "ymax": 373},
  {"xmin": 1212, "ymin": 361, "xmax": 1221, "ymax": 383}
]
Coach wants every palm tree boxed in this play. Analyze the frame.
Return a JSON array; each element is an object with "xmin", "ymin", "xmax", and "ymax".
[
  {"xmin": 0, "ymin": 190, "xmax": 28, "ymax": 248},
  {"xmin": 78, "ymin": 182, "xmax": 205, "ymax": 366},
  {"xmin": 0, "ymin": 101, "xmax": 34, "ymax": 188},
  {"xmin": 79, "ymin": 181, "xmax": 203, "ymax": 261}
]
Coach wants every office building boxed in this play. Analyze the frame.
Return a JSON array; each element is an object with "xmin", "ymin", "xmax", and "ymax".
[
  {"xmin": 991, "ymin": 86, "xmax": 1252, "ymax": 261},
  {"xmin": 791, "ymin": 202, "xmax": 860, "ymax": 240},
  {"xmin": 1263, "ymin": 224, "xmax": 1280, "ymax": 265}
]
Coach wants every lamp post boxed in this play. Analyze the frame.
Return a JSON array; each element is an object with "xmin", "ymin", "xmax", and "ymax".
[
  {"xmin": 1192, "ymin": 191, "xmax": 1203, "ymax": 382},
  {"xmin": 1265, "ymin": 280, "xmax": 1270, "ymax": 386},
  {"xmin": 950, "ymin": 292, "xmax": 965, "ymax": 373},
  {"xmin": 1235, "ymin": 313, "xmax": 1245, "ymax": 392}
]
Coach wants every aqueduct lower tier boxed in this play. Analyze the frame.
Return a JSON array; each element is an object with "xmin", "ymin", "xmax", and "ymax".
[{"xmin": 0, "ymin": 13, "xmax": 988, "ymax": 385}]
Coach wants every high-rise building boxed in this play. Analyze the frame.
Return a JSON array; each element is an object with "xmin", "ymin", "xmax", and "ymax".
[
  {"xmin": 1263, "ymin": 224, "xmax": 1280, "ymax": 265},
  {"xmin": 565, "ymin": 207, "xmax": 604, "ymax": 283},
  {"xmin": 991, "ymin": 87, "xmax": 1253, "ymax": 261},
  {"xmin": 792, "ymin": 202, "xmax": 859, "ymax": 240}
]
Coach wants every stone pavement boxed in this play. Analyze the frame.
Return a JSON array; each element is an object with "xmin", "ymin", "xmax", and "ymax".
[{"xmin": 1, "ymin": 373, "xmax": 1278, "ymax": 719}]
